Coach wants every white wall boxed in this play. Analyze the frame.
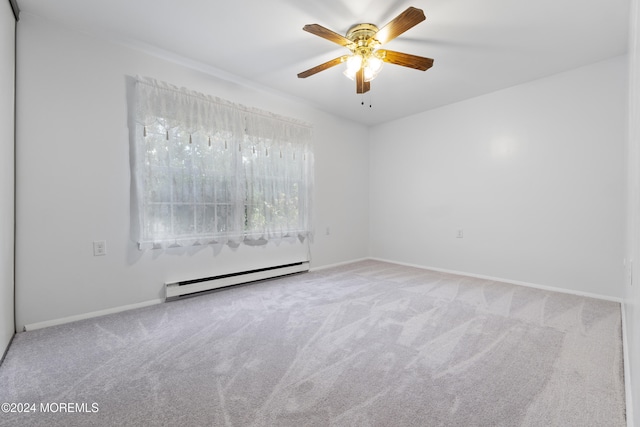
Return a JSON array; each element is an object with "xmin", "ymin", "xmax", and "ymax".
[
  {"xmin": 0, "ymin": 0, "xmax": 15, "ymax": 353},
  {"xmin": 370, "ymin": 56, "xmax": 627, "ymax": 299},
  {"xmin": 14, "ymin": 8, "xmax": 629, "ymax": 350},
  {"xmin": 626, "ymin": 0, "xmax": 640, "ymax": 424},
  {"xmin": 14, "ymin": 13, "xmax": 369, "ymax": 330}
]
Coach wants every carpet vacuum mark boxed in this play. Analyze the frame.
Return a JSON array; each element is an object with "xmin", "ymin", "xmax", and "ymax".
[{"xmin": 0, "ymin": 260, "xmax": 625, "ymax": 426}]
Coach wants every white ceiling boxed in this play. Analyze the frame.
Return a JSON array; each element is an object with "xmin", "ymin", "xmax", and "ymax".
[{"xmin": 16, "ymin": 0, "xmax": 630, "ymax": 125}]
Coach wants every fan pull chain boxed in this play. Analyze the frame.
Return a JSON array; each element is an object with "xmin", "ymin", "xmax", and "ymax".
[
  {"xmin": 166, "ymin": 129, "xmax": 169, "ymax": 140},
  {"xmin": 143, "ymin": 126, "xmax": 147, "ymax": 137},
  {"xmin": 208, "ymin": 136, "xmax": 211, "ymax": 147},
  {"xmin": 189, "ymin": 134, "xmax": 192, "ymax": 144}
]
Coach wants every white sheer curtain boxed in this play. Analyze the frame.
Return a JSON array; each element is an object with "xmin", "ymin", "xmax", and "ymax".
[{"xmin": 132, "ymin": 77, "xmax": 314, "ymax": 250}]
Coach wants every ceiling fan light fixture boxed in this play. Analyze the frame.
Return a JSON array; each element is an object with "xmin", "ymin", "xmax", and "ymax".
[
  {"xmin": 343, "ymin": 68, "xmax": 356, "ymax": 81},
  {"xmin": 343, "ymin": 54, "xmax": 362, "ymax": 80},
  {"xmin": 344, "ymin": 52, "xmax": 383, "ymax": 82},
  {"xmin": 345, "ymin": 54, "xmax": 362, "ymax": 74},
  {"xmin": 368, "ymin": 56, "xmax": 383, "ymax": 73},
  {"xmin": 363, "ymin": 66, "xmax": 378, "ymax": 82},
  {"xmin": 363, "ymin": 68, "xmax": 375, "ymax": 82},
  {"xmin": 298, "ymin": 7, "xmax": 433, "ymax": 94}
]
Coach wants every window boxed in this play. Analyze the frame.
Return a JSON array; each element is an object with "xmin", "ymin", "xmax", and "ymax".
[{"xmin": 131, "ymin": 77, "xmax": 313, "ymax": 249}]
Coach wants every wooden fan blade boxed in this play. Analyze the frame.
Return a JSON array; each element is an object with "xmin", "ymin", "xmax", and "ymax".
[
  {"xmin": 379, "ymin": 50, "xmax": 434, "ymax": 71},
  {"xmin": 375, "ymin": 7, "xmax": 426, "ymax": 45},
  {"xmin": 303, "ymin": 24, "xmax": 353, "ymax": 47},
  {"xmin": 298, "ymin": 56, "xmax": 347, "ymax": 78},
  {"xmin": 355, "ymin": 68, "xmax": 370, "ymax": 94}
]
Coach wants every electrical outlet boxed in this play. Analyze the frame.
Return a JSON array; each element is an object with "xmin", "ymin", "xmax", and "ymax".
[
  {"xmin": 456, "ymin": 229, "xmax": 464, "ymax": 238},
  {"xmin": 93, "ymin": 240, "xmax": 107, "ymax": 256}
]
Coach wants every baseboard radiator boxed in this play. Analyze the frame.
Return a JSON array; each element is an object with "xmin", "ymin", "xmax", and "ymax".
[{"xmin": 165, "ymin": 261, "xmax": 310, "ymax": 301}]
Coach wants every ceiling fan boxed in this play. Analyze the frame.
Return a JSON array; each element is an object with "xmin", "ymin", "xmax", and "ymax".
[{"xmin": 297, "ymin": 7, "xmax": 434, "ymax": 94}]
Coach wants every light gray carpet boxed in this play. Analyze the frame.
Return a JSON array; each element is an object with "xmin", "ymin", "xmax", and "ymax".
[{"xmin": 0, "ymin": 260, "xmax": 626, "ymax": 426}]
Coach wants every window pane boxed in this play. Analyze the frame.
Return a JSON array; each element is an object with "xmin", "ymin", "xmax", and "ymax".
[
  {"xmin": 173, "ymin": 204, "xmax": 195, "ymax": 236},
  {"xmin": 195, "ymin": 204, "xmax": 217, "ymax": 235},
  {"xmin": 147, "ymin": 170, "xmax": 171, "ymax": 203},
  {"xmin": 216, "ymin": 204, "xmax": 234, "ymax": 233},
  {"xmin": 145, "ymin": 203, "xmax": 171, "ymax": 238},
  {"xmin": 173, "ymin": 171, "xmax": 194, "ymax": 203}
]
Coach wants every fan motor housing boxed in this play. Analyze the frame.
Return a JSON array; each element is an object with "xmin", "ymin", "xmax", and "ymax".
[{"xmin": 346, "ymin": 23, "xmax": 379, "ymax": 45}]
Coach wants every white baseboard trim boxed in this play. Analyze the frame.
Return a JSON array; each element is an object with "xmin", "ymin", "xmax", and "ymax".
[
  {"xmin": 20, "ymin": 257, "xmax": 624, "ymax": 329},
  {"xmin": 23, "ymin": 299, "xmax": 164, "ymax": 332},
  {"xmin": 309, "ymin": 257, "xmax": 370, "ymax": 272},
  {"xmin": 622, "ymin": 303, "xmax": 634, "ymax": 427},
  {"xmin": 368, "ymin": 257, "xmax": 623, "ymax": 303},
  {"xmin": 0, "ymin": 333, "xmax": 15, "ymax": 366}
]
